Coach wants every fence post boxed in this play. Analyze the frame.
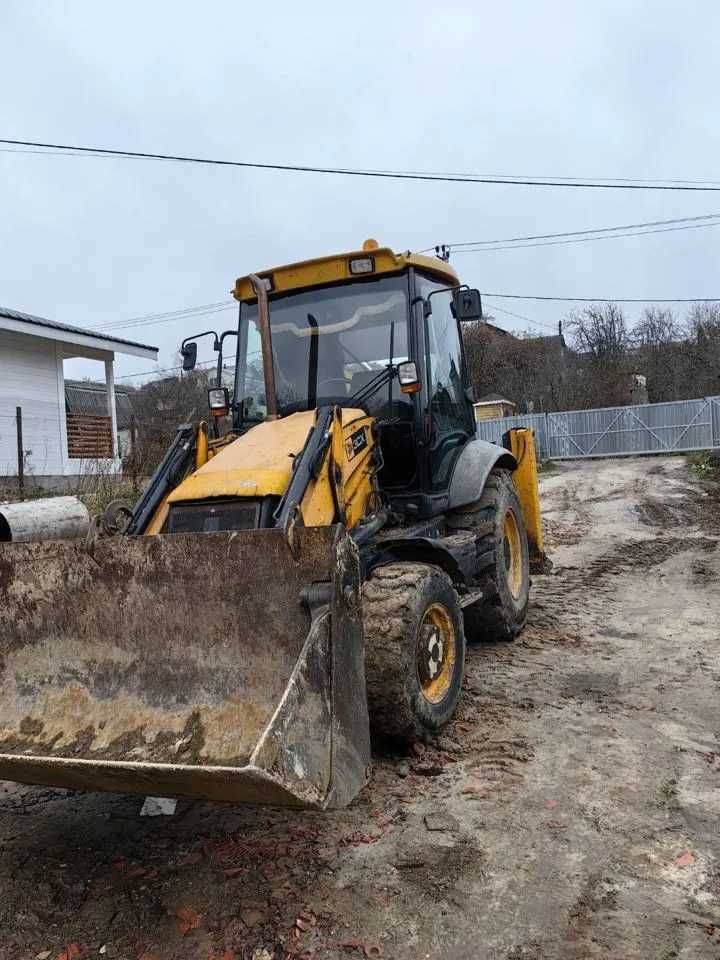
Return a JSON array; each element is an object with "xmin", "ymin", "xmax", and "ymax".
[
  {"xmin": 711, "ymin": 396, "xmax": 720, "ymax": 448},
  {"xmin": 130, "ymin": 414, "xmax": 139, "ymax": 493},
  {"xmin": 15, "ymin": 406, "xmax": 24, "ymax": 496}
]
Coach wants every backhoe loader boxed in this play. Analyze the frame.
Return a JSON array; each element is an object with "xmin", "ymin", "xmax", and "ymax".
[{"xmin": 0, "ymin": 241, "xmax": 545, "ymax": 809}]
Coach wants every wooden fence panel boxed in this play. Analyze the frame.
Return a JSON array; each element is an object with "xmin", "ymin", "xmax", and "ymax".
[{"xmin": 66, "ymin": 414, "xmax": 113, "ymax": 459}]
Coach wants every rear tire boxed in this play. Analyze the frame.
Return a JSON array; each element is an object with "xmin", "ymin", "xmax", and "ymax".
[
  {"xmin": 448, "ymin": 468, "xmax": 530, "ymax": 642},
  {"xmin": 363, "ymin": 562, "xmax": 465, "ymax": 743}
]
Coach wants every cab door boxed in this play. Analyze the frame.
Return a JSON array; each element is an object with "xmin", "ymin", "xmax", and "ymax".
[{"xmin": 417, "ymin": 276, "xmax": 475, "ymax": 492}]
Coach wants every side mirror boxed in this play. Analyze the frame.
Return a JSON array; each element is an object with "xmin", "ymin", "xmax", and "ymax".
[
  {"xmin": 208, "ymin": 386, "xmax": 230, "ymax": 417},
  {"xmin": 181, "ymin": 341, "xmax": 198, "ymax": 372},
  {"xmin": 397, "ymin": 360, "xmax": 421, "ymax": 394},
  {"xmin": 453, "ymin": 288, "xmax": 483, "ymax": 322}
]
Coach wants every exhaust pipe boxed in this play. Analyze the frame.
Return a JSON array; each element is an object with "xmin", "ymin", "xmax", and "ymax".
[{"xmin": 249, "ymin": 273, "xmax": 279, "ymax": 420}]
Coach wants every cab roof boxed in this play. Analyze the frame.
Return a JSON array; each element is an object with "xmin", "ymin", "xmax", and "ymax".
[{"xmin": 233, "ymin": 246, "xmax": 459, "ymax": 302}]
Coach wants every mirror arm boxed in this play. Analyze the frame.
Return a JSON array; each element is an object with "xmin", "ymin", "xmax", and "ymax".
[
  {"xmin": 181, "ymin": 330, "xmax": 221, "ymax": 372},
  {"xmin": 215, "ymin": 330, "xmax": 238, "ymax": 388}
]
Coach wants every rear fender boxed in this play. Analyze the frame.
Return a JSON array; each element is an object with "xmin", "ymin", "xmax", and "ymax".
[
  {"xmin": 367, "ymin": 539, "xmax": 464, "ymax": 585},
  {"xmin": 447, "ymin": 437, "xmax": 516, "ymax": 510}
]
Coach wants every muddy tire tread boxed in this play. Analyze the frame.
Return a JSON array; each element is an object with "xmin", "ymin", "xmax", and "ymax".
[
  {"xmin": 363, "ymin": 562, "xmax": 464, "ymax": 742},
  {"xmin": 448, "ymin": 468, "xmax": 529, "ymax": 642}
]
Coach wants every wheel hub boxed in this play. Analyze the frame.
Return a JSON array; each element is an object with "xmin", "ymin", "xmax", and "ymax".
[
  {"xmin": 503, "ymin": 508, "xmax": 523, "ymax": 600},
  {"xmin": 417, "ymin": 603, "xmax": 456, "ymax": 704}
]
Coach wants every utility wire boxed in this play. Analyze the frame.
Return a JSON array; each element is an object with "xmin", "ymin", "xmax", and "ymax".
[
  {"xmin": 484, "ymin": 302, "xmax": 558, "ymax": 331},
  {"xmin": 450, "ymin": 219, "xmax": 720, "ymax": 253},
  {"xmin": 94, "ymin": 299, "xmax": 230, "ymax": 326},
  {"xmin": 115, "ymin": 358, "xmax": 220, "ymax": 380},
  {"xmin": 4, "ymin": 138, "xmax": 720, "ymax": 192},
  {"xmin": 481, "ymin": 293, "xmax": 720, "ymax": 303},
  {"xmin": 5, "ymin": 144, "xmax": 720, "ymax": 188},
  {"xmin": 421, "ymin": 212, "xmax": 720, "ymax": 251},
  {"xmin": 93, "ymin": 302, "xmax": 235, "ymax": 332}
]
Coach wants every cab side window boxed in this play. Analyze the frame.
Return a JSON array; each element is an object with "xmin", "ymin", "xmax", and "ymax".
[
  {"xmin": 426, "ymin": 289, "xmax": 467, "ymax": 431},
  {"xmin": 418, "ymin": 277, "xmax": 473, "ymax": 489}
]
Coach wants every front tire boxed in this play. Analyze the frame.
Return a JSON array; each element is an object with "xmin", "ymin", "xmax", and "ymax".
[
  {"xmin": 448, "ymin": 468, "xmax": 530, "ymax": 642},
  {"xmin": 363, "ymin": 562, "xmax": 466, "ymax": 743}
]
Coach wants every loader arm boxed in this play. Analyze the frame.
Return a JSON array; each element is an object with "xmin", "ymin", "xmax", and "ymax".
[{"xmin": 124, "ymin": 422, "xmax": 197, "ymax": 535}]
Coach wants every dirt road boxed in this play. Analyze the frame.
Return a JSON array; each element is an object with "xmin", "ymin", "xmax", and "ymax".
[{"xmin": 1, "ymin": 456, "xmax": 719, "ymax": 960}]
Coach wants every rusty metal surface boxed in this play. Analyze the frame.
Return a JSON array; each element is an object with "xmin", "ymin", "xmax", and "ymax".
[
  {"xmin": 327, "ymin": 534, "xmax": 371, "ymax": 807},
  {"xmin": 0, "ymin": 526, "xmax": 370, "ymax": 807}
]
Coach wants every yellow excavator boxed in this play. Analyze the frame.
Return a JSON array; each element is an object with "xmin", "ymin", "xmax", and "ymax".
[{"xmin": 0, "ymin": 242, "xmax": 544, "ymax": 809}]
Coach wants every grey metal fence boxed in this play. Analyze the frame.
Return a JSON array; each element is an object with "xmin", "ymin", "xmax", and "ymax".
[
  {"xmin": 476, "ymin": 412, "xmax": 550, "ymax": 457},
  {"xmin": 475, "ymin": 396, "xmax": 720, "ymax": 460}
]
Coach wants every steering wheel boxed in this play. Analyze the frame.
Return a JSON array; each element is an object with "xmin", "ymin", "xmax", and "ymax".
[{"xmin": 317, "ymin": 378, "xmax": 348, "ymax": 393}]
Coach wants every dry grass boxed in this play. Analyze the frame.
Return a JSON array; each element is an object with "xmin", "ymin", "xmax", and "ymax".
[{"xmin": 0, "ymin": 468, "xmax": 139, "ymax": 517}]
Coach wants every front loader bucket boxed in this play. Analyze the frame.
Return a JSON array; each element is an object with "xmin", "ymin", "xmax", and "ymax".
[{"xmin": 0, "ymin": 526, "xmax": 370, "ymax": 809}]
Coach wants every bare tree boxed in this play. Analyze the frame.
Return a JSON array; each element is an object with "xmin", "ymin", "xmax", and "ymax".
[
  {"xmin": 633, "ymin": 307, "xmax": 680, "ymax": 348},
  {"xmin": 127, "ymin": 369, "xmax": 215, "ymax": 475},
  {"xmin": 685, "ymin": 301, "xmax": 720, "ymax": 341},
  {"xmin": 568, "ymin": 303, "xmax": 629, "ymax": 360},
  {"xmin": 630, "ymin": 308, "xmax": 687, "ymax": 402},
  {"xmin": 464, "ymin": 321, "xmax": 579, "ymax": 412},
  {"xmin": 563, "ymin": 304, "xmax": 633, "ymax": 407},
  {"xmin": 681, "ymin": 302, "xmax": 720, "ymax": 398}
]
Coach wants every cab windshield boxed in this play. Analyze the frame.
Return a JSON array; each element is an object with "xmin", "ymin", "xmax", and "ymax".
[{"xmin": 234, "ymin": 275, "xmax": 409, "ymax": 421}]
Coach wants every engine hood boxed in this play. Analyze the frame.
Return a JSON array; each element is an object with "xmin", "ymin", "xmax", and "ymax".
[{"xmin": 167, "ymin": 409, "xmax": 365, "ymax": 503}]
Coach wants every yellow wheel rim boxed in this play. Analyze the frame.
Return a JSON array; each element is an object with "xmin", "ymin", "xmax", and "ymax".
[
  {"xmin": 417, "ymin": 603, "xmax": 456, "ymax": 705},
  {"xmin": 503, "ymin": 508, "xmax": 523, "ymax": 600}
]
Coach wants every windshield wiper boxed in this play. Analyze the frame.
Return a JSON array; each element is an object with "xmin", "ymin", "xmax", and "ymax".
[{"xmin": 349, "ymin": 365, "xmax": 396, "ymax": 406}]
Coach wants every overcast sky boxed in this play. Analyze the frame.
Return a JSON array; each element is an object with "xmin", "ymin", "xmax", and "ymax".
[{"xmin": 2, "ymin": 0, "xmax": 720, "ymax": 383}]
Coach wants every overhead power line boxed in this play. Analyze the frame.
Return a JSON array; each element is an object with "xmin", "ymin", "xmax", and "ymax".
[
  {"xmin": 422, "ymin": 212, "xmax": 720, "ymax": 252},
  {"xmin": 4, "ymin": 138, "xmax": 720, "ymax": 192},
  {"xmin": 115, "ymin": 359, "xmax": 214, "ymax": 380},
  {"xmin": 93, "ymin": 301, "xmax": 235, "ymax": 332},
  {"xmin": 114, "ymin": 357, "xmax": 233, "ymax": 380},
  {"xmin": 451, "ymin": 219, "xmax": 720, "ymax": 253},
  {"xmin": 484, "ymin": 302, "xmax": 557, "ymax": 331},
  {"xmin": 481, "ymin": 293, "xmax": 720, "ymax": 303},
  {"xmin": 5, "ymin": 143, "xmax": 720, "ymax": 188}
]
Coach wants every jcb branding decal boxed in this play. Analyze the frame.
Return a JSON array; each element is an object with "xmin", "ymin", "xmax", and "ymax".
[{"xmin": 345, "ymin": 427, "xmax": 368, "ymax": 461}]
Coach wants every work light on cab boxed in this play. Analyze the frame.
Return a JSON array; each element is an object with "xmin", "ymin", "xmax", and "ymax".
[
  {"xmin": 208, "ymin": 386, "xmax": 230, "ymax": 417},
  {"xmin": 349, "ymin": 256, "xmax": 374, "ymax": 275},
  {"xmin": 397, "ymin": 360, "xmax": 421, "ymax": 394}
]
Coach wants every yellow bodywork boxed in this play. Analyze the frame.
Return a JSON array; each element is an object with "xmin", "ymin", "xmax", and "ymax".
[
  {"xmin": 507, "ymin": 428, "xmax": 546, "ymax": 568},
  {"xmin": 146, "ymin": 409, "xmax": 376, "ymax": 534},
  {"xmin": 233, "ymin": 246, "xmax": 458, "ymax": 302}
]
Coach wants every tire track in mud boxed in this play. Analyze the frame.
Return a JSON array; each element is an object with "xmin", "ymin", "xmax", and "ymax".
[
  {"xmin": 2, "ymin": 457, "xmax": 719, "ymax": 960},
  {"xmin": 581, "ymin": 534, "xmax": 719, "ymax": 581}
]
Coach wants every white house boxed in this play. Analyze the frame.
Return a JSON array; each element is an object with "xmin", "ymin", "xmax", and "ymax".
[{"xmin": 0, "ymin": 307, "xmax": 157, "ymax": 488}]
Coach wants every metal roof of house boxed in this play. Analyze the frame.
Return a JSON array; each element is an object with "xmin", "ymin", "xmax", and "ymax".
[
  {"xmin": 474, "ymin": 393, "xmax": 517, "ymax": 406},
  {"xmin": 0, "ymin": 306, "xmax": 157, "ymax": 356},
  {"xmin": 484, "ymin": 322, "xmax": 517, "ymax": 339},
  {"xmin": 524, "ymin": 333, "xmax": 567, "ymax": 350},
  {"xmin": 64, "ymin": 379, "xmax": 134, "ymax": 429}
]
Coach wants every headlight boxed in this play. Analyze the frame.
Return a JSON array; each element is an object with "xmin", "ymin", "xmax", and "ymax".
[
  {"xmin": 397, "ymin": 360, "xmax": 421, "ymax": 394},
  {"xmin": 348, "ymin": 256, "xmax": 374, "ymax": 275},
  {"xmin": 208, "ymin": 387, "xmax": 230, "ymax": 416}
]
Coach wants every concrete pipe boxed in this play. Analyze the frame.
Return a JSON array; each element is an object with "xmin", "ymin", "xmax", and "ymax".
[{"xmin": 0, "ymin": 496, "xmax": 90, "ymax": 543}]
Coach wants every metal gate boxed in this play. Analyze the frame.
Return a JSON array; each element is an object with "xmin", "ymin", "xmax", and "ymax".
[
  {"xmin": 475, "ymin": 412, "xmax": 549, "ymax": 457},
  {"xmin": 475, "ymin": 396, "xmax": 720, "ymax": 460}
]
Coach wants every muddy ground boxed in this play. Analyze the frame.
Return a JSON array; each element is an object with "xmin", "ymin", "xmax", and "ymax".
[{"xmin": 1, "ymin": 455, "xmax": 719, "ymax": 960}]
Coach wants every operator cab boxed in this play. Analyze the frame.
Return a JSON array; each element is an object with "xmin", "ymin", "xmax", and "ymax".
[
  {"xmin": 183, "ymin": 243, "xmax": 482, "ymax": 511},
  {"xmin": 235, "ymin": 274, "xmax": 410, "ymax": 421}
]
